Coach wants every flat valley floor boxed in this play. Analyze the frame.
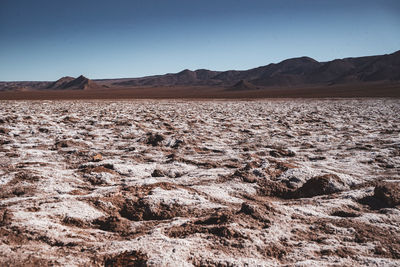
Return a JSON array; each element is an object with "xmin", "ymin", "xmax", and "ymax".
[{"xmin": 0, "ymin": 99, "xmax": 400, "ymax": 266}]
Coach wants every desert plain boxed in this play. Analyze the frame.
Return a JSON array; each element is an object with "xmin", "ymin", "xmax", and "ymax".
[{"xmin": 0, "ymin": 98, "xmax": 399, "ymax": 266}]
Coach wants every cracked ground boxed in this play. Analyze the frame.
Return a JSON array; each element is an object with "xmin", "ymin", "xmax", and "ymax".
[{"xmin": 1, "ymin": 99, "xmax": 400, "ymax": 266}]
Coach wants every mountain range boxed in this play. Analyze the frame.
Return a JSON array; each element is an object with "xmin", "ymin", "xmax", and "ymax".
[
  {"xmin": 0, "ymin": 75, "xmax": 100, "ymax": 91},
  {"xmin": 0, "ymin": 50, "xmax": 399, "ymax": 92}
]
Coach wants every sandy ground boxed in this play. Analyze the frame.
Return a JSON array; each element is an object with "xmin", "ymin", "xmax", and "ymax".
[{"xmin": 0, "ymin": 99, "xmax": 400, "ymax": 266}]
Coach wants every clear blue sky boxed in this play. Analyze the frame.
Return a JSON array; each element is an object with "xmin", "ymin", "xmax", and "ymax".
[{"xmin": 1, "ymin": 0, "xmax": 399, "ymax": 81}]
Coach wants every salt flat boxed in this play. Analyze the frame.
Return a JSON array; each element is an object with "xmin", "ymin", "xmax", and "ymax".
[{"xmin": 0, "ymin": 99, "xmax": 399, "ymax": 266}]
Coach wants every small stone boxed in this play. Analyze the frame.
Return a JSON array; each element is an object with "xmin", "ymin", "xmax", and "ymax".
[
  {"xmin": 270, "ymin": 149, "xmax": 296, "ymax": 158},
  {"xmin": 62, "ymin": 116, "xmax": 79, "ymax": 123},
  {"xmin": 240, "ymin": 202, "xmax": 258, "ymax": 215},
  {"xmin": 146, "ymin": 132, "xmax": 164, "ymax": 146},
  {"xmin": 151, "ymin": 169, "xmax": 165, "ymax": 177},
  {"xmin": 374, "ymin": 182, "xmax": 400, "ymax": 207},
  {"xmin": 38, "ymin": 127, "xmax": 49, "ymax": 133},
  {"xmin": 92, "ymin": 153, "xmax": 103, "ymax": 162}
]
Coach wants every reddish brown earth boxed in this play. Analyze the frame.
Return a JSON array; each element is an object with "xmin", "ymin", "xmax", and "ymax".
[
  {"xmin": 0, "ymin": 82, "xmax": 399, "ymax": 100},
  {"xmin": 0, "ymin": 99, "xmax": 399, "ymax": 266}
]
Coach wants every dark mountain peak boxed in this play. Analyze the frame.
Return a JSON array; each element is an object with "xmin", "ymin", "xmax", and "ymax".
[
  {"xmin": 306, "ymin": 59, "xmax": 356, "ymax": 84},
  {"xmin": 177, "ymin": 69, "xmax": 220, "ymax": 78},
  {"xmin": 55, "ymin": 76, "xmax": 73, "ymax": 83},
  {"xmin": 321, "ymin": 59, "xmax": 354, "ymax": 70},
  {"xmin": 249, "ymin": 56, "xmax": 321, "ymax": 86},
  {"xmin": 274, "ymin": 56, "xmax": 321, "ymax": 74},
  {"xmin": 194, "ymin": 69, "xmax": 220, "ymax": 80},
  {"xmin": 176, "ymin": 69, "xmax": 196, "ymax": 81},
  {"xmin": 194, "ymin": 69, "xmax": 213, "ymax": 75},
  {"xmin": 279, "ymin": 56, "xmax": 319, "ymax": 65},
  {"xmin": 300, "ymin": 56, "xmax": 318, "ymax": 62},
  {"xmin": 47, "ymin": 76, "xmax": 75, "ymax": 89},
  {"xmin": 178, "ymin": 69, "xmax": 193, "ymax": 75},
  {"xmin": 75, "ymin": 75, "xmax": 89, "ymax": 81},
  {"xmin": 48, "ymin": 75, "xmax": 98, "ymax": 90},
  {"xmin": 59, "ymin": 76, "xmax": 75, "ymax": 81}
]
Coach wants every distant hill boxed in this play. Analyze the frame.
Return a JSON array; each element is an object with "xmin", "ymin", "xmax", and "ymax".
[
  {"xmin": 0, "ymin": 81, "xmax": 50, "ymax": 91},
  {"xmin": 107, "ymin": 50, "xmax": 400, "ymax": 88},
  {"xmin": 0, "ymin": 50, "xmax": 399, "ymax": 91},
  {"xmin": 0, "ymin": 75, "xmax": 100, "ymax": 91},
  {"xmin": 113, "ymin": 69, "xmax": 221, "ymax": 87},
  {"xmin": 48, "ymin": 75, "xmax": 99, "ymax": 90}
]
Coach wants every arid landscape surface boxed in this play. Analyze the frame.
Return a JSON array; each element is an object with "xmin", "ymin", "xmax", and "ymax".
[
  {"xmin": 1, "ymin": 50, "xmax": 399, "ymax": 100},
  {"xmin": 1, "ymin": 99, "xmax": 400, "ymax": 266}
]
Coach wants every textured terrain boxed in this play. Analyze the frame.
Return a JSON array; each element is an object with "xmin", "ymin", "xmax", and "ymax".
[{"xmin": 0, "ymin": 99, "xmax": 400, "ymax": 266}]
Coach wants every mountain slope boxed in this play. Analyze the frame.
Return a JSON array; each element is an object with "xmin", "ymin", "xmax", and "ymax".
[
  {"xmin": 229, "ymin": 80, "xmax": 261, "ymax": 91},
  {"xmin": 50, "ymin": 75, "xmax": 99, "ymax": 90},
  {"xmin": 114, "ymin": 69, "xmax": 221, "ymax": 86},
  {"xmin": 47, "ymin": 76, "xmax": 75, "ymax": 89},
  {"xmin": 107, "ymin": 50, "xmax": 400, "ymax": 88},
  {"xmin": 0, "ymin": 75, "xmax": 100, "ymax": 91},
  {"xmin": 1, "ymin": 50, "xmax": 399, "ymax": 91}
]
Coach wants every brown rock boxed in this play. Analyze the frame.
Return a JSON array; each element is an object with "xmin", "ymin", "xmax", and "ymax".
[
  {"xmin": 93, "ymin": 216, "xmax": 132, "ymax": 235},
  {"xmin": 269, "ymin": 149, "xmax": 296, "ymax": 158},
  {"xmin": 38, "ymin": 127, "xmax": 49, "ymax": 133},
  {"xmin": 330, "ymin": 209, "xmax": 360, "ymax": 218},
  {"xmin": 146, "ymin": 132, "xmax": 164, "ymax": 146},
  {"xmin": 92, "ymin": 153, "xmax": 103, "ymax": 162},
  {"xmin": 62, "ymin": 116, "xmax": 79, "ymax": 123},
  {"xmin": 0, "ymin": 208, "xmax": 12, "ymax": 226},
  {"xmin": 374, "ymin": 182, "xmax": 400, "ymax": 207},
  {"xmin": 258, "ymin": 180, "xmax": 294, "ymax": 199},
  {"xmin": 295, "ymin": 174, "xmax": 344, "ymax": 198},
  {"xmin": 104, "ymin": 251, "xmax": 148, "ymax": 267},
  {"xmin": 151, "ymin": 169, "xmax": 165, "ymax": 177}
]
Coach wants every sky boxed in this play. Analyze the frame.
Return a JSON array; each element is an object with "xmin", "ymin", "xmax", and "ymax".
[{"xmin": 0, "ymin": 0, "xmax": 399, "ymax": 81}]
